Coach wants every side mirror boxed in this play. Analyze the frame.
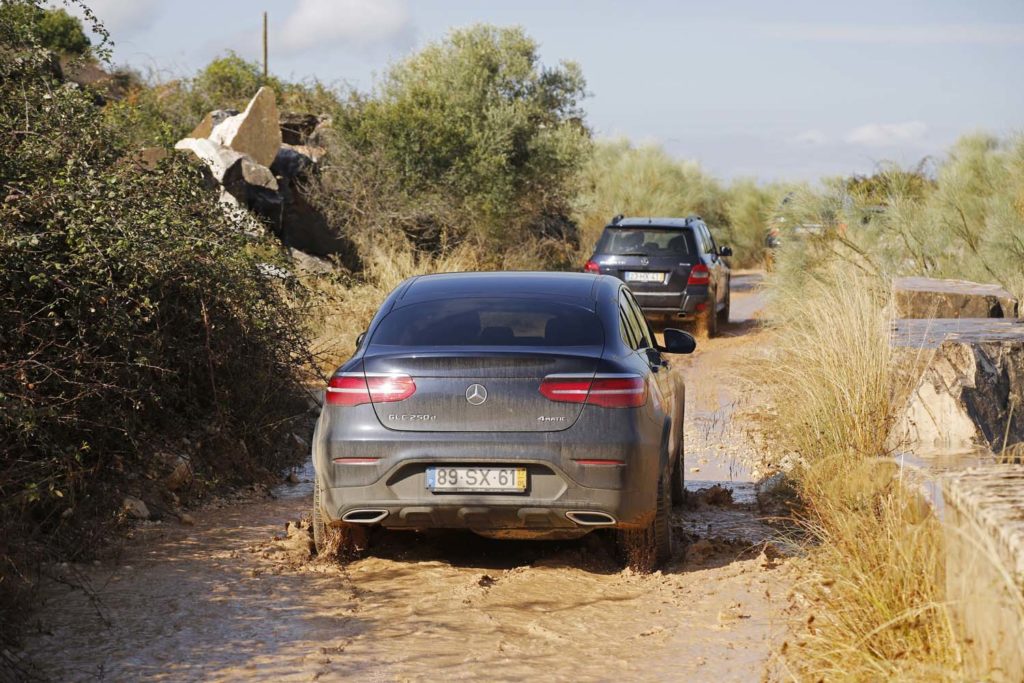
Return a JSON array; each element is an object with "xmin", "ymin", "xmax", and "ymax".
[
  {"xmin": 355, "ymin": 331, "xmax": 366, "ymax": 348},
  {"xmin": 719, "ymin": 246, "xmax": 733, "ymax": 257},
  {"xmin": 660, "ymin": 328, "xmax": 696, "ymax": 354}
]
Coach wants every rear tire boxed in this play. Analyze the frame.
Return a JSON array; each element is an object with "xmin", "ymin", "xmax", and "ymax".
[
  {"xmin": 694, "ymin": 303, "xmax": 718, "ymax": 338},
  {"xmin": 671, "ymin": 438, "xmax": 686, "ymax": 507},
  {"xmin": 313, "ymin": 479, "xmax": 370, "ymax": 559},
  {"xmin": 717, "ymin": 289, "xmax": 730, "ymax": 324},
  {"xmin": 312, "ymin": 478, "xmax": 336, "ymax": 555},
  {"xmin": 617, "ymin": 472, "xmax": 674, "ymax": 572}
]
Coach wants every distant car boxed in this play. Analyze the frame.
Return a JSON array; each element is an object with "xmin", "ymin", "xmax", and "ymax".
[
  {"xmin": 584, "ymin": 216, "xmax": 732, "ymax": 337},
  {"xmin": 312, "ymin": 272, "xmax": 697, "ymax": 571}
]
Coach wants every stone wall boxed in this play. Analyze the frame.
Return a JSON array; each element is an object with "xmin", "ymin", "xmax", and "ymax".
[
  {"xmin": 894, "ymin": 276, "xmax": 1019, "ymax": 319},
  {"xmin": 942, "ymin": 465, "xmax": 1024, "ymax": 681},
  {"xmin": 892, "ymin": 321, "xmax": 1024, "ymax": 453}
]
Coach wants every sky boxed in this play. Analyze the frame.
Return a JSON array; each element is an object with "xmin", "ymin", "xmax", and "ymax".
[{"xmin": 70, "ymin": 0, "xmax": 1024, "ymax": 182}]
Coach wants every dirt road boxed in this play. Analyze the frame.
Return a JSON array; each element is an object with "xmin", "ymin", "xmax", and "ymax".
[{"xmin": 21, "ymin": 273, "xmax": 793, "ymax": 682}]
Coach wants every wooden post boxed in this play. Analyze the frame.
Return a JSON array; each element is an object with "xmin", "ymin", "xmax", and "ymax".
[{"xmin": 262, "ymin": 11, "xmax": 268, "ymax": 81}]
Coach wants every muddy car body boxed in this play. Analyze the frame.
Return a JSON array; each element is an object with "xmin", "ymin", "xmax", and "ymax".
[{"xmin": 312, "ymin": 272, "xmax": 695, "ymax": 566}]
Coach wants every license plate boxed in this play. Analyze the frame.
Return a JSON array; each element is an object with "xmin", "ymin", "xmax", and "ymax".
[
  {"xmin": 625, "ymin": 271, "xmax": 666, "ymax": 283},
  {"xmin": 426, "ymin": 467, "xmax": 527, "ymax": 492}
]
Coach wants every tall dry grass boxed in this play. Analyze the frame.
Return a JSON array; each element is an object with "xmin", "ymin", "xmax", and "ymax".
[{"xmin": 748, "ymin": 262, "xmax": 963, "ymax": 680}]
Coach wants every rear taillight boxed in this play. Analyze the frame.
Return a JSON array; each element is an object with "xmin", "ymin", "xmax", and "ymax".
[
  {"xmin": 687, "ymin": 263, "xmax": 710, "ymax": 286},
  {"xmin": 584, "ymin": 260, "xmax": 600, "ymax": 273},
  {"xmin": 539, "ymin": 375, "xmax": 647, "ymax": 408},
  {"xmin": 326, "ymin": 373, "xmax": 415, "ymax": 406}
]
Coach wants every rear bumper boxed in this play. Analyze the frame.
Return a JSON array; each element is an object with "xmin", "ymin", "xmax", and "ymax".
[
  {"xmin": 630, "ymin": 285, "xmax": 709, "ymax": 318},
  {"xmin": 321, "ymin": 470, "xmax": 638, "ymax": 531},
  {"xmin": 312, "ymin": 406, "xmax": 663, "ymax": 530}
]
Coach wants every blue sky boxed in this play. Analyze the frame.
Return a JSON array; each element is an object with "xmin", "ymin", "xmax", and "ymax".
[{"xmin": 74, "ymin": 0, "xmax": 1024, "ymax": 181}]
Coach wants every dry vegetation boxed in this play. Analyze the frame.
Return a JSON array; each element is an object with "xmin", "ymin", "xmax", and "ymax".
[
  {"xmin": 750, "ymin": 136, "xmax": 1024, "ymax": 677},
  {"xmin": 748, "ymin": 265, "xmax": 961, "ymax": 679}
]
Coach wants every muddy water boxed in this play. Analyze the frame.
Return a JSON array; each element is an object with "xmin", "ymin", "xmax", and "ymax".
[{"xmin": 21, "ymin": 273, "xmax": 793, "ymax": 682}]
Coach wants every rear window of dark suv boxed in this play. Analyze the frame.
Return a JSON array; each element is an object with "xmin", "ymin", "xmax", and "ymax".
[
  {"xmin": 595, "ymin": 227, "xmax": 694, "ymax": 256},
  {"xmin": 370, "ymin": 298, "xmax": 605, "ymax": 347}
]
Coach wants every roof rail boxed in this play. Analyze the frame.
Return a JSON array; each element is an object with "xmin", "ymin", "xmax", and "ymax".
[
  {"xmin": 686, "ymin": 214, "xmax": 702, "ymax": 222},
  {"xmin": 611, "ymin": 214, "xmax": 624, "ymax": 225}
]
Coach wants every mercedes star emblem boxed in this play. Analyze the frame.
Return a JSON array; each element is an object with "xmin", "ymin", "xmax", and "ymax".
[{"xmin": 465, "ymin": 384, "xmax": 488, "ymax": 405}]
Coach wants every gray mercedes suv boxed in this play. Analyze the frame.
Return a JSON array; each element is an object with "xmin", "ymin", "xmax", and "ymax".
[
  {"xmin": 312, "ymin": 272, "xmax": 696, "ymax": 570},
  {"xmin": 585, "ymin": 216, "xmax": 732, "ymax": 336}
]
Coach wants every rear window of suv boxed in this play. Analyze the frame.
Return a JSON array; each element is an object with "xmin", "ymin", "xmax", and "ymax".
[
  {"xmin": 595, "ymin": 227, "xmax": 693, "ymax": 256},
  {"xmin": 370, "ymin": 298, "xmax": 605, "ymax": 347}
]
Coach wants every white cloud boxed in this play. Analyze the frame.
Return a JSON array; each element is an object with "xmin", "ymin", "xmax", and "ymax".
[
  {"xmin": 844, "ymin": 121, "xmax": 928, "ymax": 147},
  {"xmin": 279, "ymin": 0, "xmax": 412, "ymax": 54},
  {"xmin": 763, "ymin": 23, "xmax": 1024, "ymax": 45},
  {"xmin": 793, "ymin": 129, "xmax": 828, "ymax": 145},
  {"xmin": 62, "ymin": 0, "xmax": 161, "ymax": 37}
]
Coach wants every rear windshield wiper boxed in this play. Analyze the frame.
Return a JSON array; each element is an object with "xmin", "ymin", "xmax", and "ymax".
[{"xmin": 612, "ymin": 252, "xmax": 648, "ymax": 257}]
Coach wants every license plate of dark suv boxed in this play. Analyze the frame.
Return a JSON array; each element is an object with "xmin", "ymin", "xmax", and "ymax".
[{"xmin": 625, "ymin": 271, "xmax": 666, "ymax": 283}]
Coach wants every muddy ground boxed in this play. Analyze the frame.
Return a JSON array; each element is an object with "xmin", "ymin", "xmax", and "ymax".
[{"xmin": 19, "ymin": 273, "xmax": 799, "ymax": 682}]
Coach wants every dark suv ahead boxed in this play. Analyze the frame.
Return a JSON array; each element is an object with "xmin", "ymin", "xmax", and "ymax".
[{"xmin": 584, "ymin": 216, "xmax": 732, "ymax": 336}]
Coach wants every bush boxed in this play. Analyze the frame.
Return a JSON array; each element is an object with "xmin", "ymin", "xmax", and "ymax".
[
  {"xmin": 336, "ymin": 24, "xmax": 591, "ymax": 247},
  {"xmin": 0, "ymin": 4, "xmax": 90, "ymax": 55},
  {"xmin": 1, "ymin": 1, "xmax": 311, "ymax": 657}
]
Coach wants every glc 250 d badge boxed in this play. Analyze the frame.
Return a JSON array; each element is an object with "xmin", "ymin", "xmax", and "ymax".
[{"xmin": 465, "ymin": 384, "xmax": 487, "ymax": 405}]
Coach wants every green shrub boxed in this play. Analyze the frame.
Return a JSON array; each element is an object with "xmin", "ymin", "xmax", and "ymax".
[
  {"xmin": 193, "ymin": 52, "xmax": 283, "ymax": 111},
  {"xmin": 1, "ymin": 1, "xmax": 310, "ymax": 656},
  {"xmin": 0, "ymin": 4, "xmax": 90, "ymax": 55},
  {"xmin": 336, "ymin": 24, "xmax": 591, "ymax": 247}
]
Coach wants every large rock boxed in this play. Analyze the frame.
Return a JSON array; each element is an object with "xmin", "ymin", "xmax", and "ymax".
[
  {"xmin": 189, "ymin": 109, "xmax": 239, "ymax": 140},
  {"xmin": 122, "ymin": 496, "xmax": 151, "ymax": 520},
  {"xmin": 174, "ymin": 137, "xmax": 281, "ymax": 210},
  {"xmin": 270, "ymin": 145, "xmax": 316, "ymax": 179},
  {"xmin": 209, "ymin": 87, "xmax": 281, "ymax": 167},
  {"xmin": 174, "ymin": 137, "xmax": 245, "ymax": 184},
  {"xmin": 279, "ymin": 112, "xmax": 320, "ymax": 145},
  {"xmin": 268, "ymin": 145, "xmax": 358, "ymax": 264},
  {"xmin": 894, "ymin": 276, "xmax": 1019, "ymax": 319},
  {"xmin": 892, "ymin": 320, "xmax": 1024, "ymax": 453}
]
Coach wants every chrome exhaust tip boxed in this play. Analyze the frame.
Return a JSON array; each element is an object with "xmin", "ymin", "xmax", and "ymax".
[
  {"xmin": 566, "ymin": 511, "xmax": 617, "ymax": 526},
  {"xmin": 341, "ymin": 509, "xmax": 389, "ymax": 524}
]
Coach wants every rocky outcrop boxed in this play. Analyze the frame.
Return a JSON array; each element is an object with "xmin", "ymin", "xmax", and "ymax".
[
  {"xmin": 208, "ymin": 87, "xmax": 281, "ymax": 167},
  {"xmin": 892, "ymin": 320, "xmax": 1024, "ymax": 453},
  {"xmin": 943, "ymin": 465, "xmax": 1024, "ymax": 680},
  {"xmin": 279, "ymin": 112, "xmax": 320, "ymax": 145},
  {"xmin": 894, "ymin": 276, "xmax": 1018, "ymax": 319},
  {"xmin": 173, "ymin": 88, "xmax": 355, "ymax": 260},
  {"xmin": 189, "ymin": 109, "xmax": 239, "ymax": 140}
]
